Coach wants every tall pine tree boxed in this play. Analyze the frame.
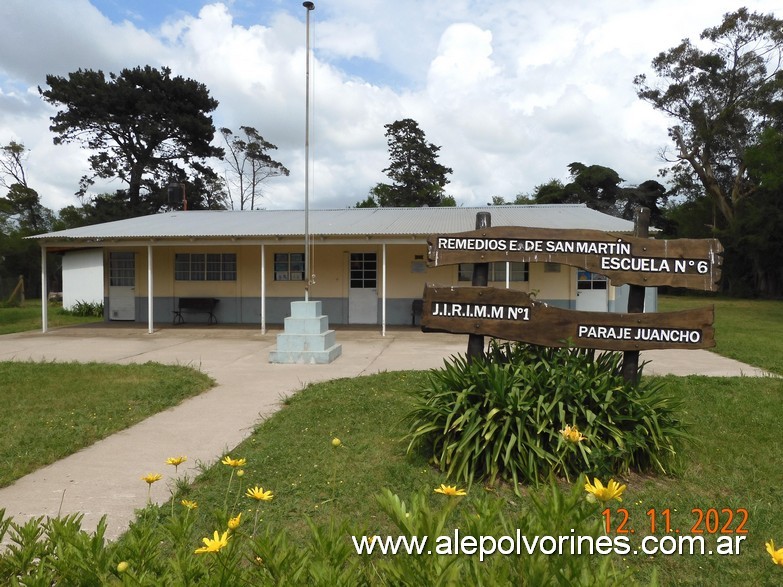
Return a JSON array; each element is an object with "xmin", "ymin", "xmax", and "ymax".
[{"xmin": 363, "ymin": 119, "xmax": 453, "ymax": 207}]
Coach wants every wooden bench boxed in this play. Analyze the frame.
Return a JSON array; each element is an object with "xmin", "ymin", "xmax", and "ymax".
[{"xmin": 173, "ymin": 297, "xmax": 219, "ymax": 325}]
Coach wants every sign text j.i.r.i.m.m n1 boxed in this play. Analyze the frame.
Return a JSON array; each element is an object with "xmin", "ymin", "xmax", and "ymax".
[{"xmin": 430, "ymin": 302, "xmax": 530, "ymax": 321}]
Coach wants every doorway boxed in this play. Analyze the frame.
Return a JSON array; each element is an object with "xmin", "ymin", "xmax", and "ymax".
[
  {"xmin": 108, "ymin": 252, "xmax": 136, "ymax": 320},
  {"xmin": 348, "ymin": 252, "xmax": 377, "ymax": 324},
  {"xmin": 575, "ymin": 269, "xmax": 608, "ymax": 312}
]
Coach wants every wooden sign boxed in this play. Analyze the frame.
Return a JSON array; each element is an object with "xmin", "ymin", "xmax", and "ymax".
[
  {"xmin": 422, "ymin": 284, "xmax": 715, "ymax": 351},
  {"xmin": 427, "ymin": 226, "xmax": 723, "ymax": 291}
]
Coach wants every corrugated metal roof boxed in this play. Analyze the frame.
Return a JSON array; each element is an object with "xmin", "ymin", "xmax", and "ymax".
[{"xmin": 30, "ymin": 204, "xmax": 636, "ymax": 241}]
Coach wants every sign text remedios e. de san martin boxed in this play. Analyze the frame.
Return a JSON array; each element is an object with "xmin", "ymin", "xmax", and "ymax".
[{"xmin": 435, "ymin": 237, "xmax": 711, "ymax": 275}]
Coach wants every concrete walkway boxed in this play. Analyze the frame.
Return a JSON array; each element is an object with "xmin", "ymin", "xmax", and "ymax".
[{"xmin": 0, "ymin": 325, "xmax": 772, "ymax": 541}]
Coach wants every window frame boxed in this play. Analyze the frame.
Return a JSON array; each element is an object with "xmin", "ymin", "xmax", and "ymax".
[
  {"xmin": 174, "ymin": 253, "xmax": 237, "ymax": 281},
  {"xmin": 273, "ymin": 252, "xmax": 305, "ymax": 282},
  {"xmin": 458, "ymin": 261, "xmax": 529, "ymax": 282},
  {"xmin": 349, "ymin": 252, "xmax": 377, "ymax": 289}
]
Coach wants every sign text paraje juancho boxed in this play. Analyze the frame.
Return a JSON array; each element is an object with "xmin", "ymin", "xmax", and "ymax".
[{"xmin": 428, "ymin": 226, "xmax": 724, "ymax": 291}]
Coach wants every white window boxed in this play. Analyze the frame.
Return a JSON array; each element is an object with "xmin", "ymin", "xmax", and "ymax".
[
  {"xmin": 274, "ymin": 253, "xmax": 305, "ymax": 281},
  {"xmin": 175, "ymin": 253, "xmax": 236, "ymax": 281}
]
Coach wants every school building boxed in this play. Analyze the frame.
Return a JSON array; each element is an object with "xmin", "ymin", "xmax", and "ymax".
[{"xmin": 30, "ymin": 204, "xmax": 656, "ymax": 333}]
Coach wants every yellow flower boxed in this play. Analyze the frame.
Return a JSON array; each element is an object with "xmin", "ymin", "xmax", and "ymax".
[
  {"xmin": 766, "ymin": 540, "xmax": 783, "ymax": 566},
  {"xmin": 584, "ymin": 478, "xmax": 627, "ymax": 503},
  {"xmin": 228, "ymin": 513, "xmax": 242, "ymax": 530},
  {"xmin": 560, "ymin": 424, "xmax": 586, "ymax": 443},
  {"xmin": 181, "ymin": 499, "xmax": 198, "ymax": 510},
  {"xmin": 194, "ymin": 530, "xmax": 230, "ymax": 554},
  {"xmin": 331, "ymin": 437, "xmax": 342, "ymax": 447},
  {"xmin": 117, "ymin": 561, "xmax": 129, "ymax": 573},
  {"xmin": 221, "ymin": 455, "xmax": 247, "ymax": 468},
  {"xmin": 236, "ymin": 469, "xmax": 245, "ymax": 477},
  {"xmin": 434, "ymin": 484, "xmax": 467, "ymax": 497},
  {"xmin": 141, "ymin": 473, "xmax": 162, "ymax": 485},
  {"xmin": 166, "ymin": 456, "xmax": 187, "ymax": 467},
  {"xmin": 246, "ymin": 486, "xmax": 274, "ymax": 501}
]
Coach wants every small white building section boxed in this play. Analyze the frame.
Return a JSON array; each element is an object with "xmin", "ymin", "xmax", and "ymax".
[{"xmin": 62, "ymin": 249, "xmax": 104, "ymax": 310}]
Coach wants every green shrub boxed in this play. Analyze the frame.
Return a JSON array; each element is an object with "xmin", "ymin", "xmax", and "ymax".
[
  {"xmin": 58, "ymin": 300, "xmax": 104, "ymax": 317},
  {"xmin": 405, "ymin": 341, "xmax": 688, "ymax": 489}
]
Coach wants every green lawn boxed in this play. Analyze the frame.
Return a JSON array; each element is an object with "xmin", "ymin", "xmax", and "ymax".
[
  {"xmin": 658, "ymin": 295, "xmax": 783, "ymax": 375},
  {"xmin": 2, "ymin": 296, "xmax": 781, "ymax": 584},
  {"xmin": 152, "ymin": 296, "xmax": 782, "ymax": 585},
  {"xmin": 157, "ymin": 369, "xmax": 782, "ymax": 585},
  {"xmin": 0, "ymin": 361, "xmax": 213, "ymax": 487},
  {"xmin": 0, "ymin": 299, "xmax": 103, "ymax": 335}
]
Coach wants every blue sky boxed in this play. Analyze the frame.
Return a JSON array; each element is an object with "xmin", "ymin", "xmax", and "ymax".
[
  {"xmin": 92, "ymin": 0, "xmax": 193, "ymax": 25},
  {"xmin": 0, "ymin": 0, "xmax": 780, "ymax": 212},
  {"xmin": 89, "ymin": 0, "xmax": 412, "ymax": 88},
  {"xmin": 93, "ymin": 0, "xmax": 285, "ymax": 29}
]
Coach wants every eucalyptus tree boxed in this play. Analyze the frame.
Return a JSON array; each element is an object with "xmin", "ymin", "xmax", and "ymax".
[
  {"xmin": 220, "ymin": 126, "xmax": 289, "ymax": 210},
  {"xmin": 634, "ymin": 8, "xmax": 783, "ymax": 228},
  {"xmin": 0, "ymin": 141, "xmax": 54, "ymax": 298},
  {"xmin": 635, "ymin": 8, "xmax": 783, "ymax": 295}
]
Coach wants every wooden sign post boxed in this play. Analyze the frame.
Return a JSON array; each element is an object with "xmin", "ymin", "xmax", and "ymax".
[
  {"xmin": 622, "ymin": 207, "xmax": 650, "ymax": 383},
  {"xmin": 467, "ymin": 212, "xmax": 490, "ymax": 362},
  {"xmin": 423, "ymin": 211, "xmax": 722, "ymax": 380}
]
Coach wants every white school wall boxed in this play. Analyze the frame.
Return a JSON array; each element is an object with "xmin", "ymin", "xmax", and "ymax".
[{"xmin": 62, "ymin": 249, "xmax": 104, "ymax": 309}]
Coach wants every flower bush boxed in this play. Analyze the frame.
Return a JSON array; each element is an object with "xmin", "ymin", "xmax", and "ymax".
[
  {"xmin": 405, "ymin": 340, "xmax": 688, "ymax": 488},
  {"xmin": 0, "ymin": 473, "xmax": 640, "ymax": 585},
  {"xmin": 6, "ymin": 440, "xmax": 776, "ymax": 584}
]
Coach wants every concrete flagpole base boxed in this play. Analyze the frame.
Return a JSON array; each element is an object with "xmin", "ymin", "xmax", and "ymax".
[{"xmin": 268, "ymin": 300, "xmax": 342, "ymax": 364}]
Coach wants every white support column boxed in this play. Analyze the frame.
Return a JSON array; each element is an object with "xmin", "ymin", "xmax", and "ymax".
[
  {"xmin": 382, "ymin": 242, "xmax": 387, "ymax": 337},
  {"xmin": 261, "ymin": 243, "xmax": 266, "ymax": 334},
  {"xmin": 147, "ymin": 245, "xmax": 154, "ymax": 334},
  {"xmin": 41, "ymin": 246, "xmax": 48, "ymax": 333}
]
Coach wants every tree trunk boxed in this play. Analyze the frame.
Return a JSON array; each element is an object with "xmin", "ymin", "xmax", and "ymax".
[
  {"xmin": 128, "ymin": 163, "xmax": 145, "ymax": 211},
  {"xmin": 674, "ymin": 130, "xmax": 735, "ymax": 227}
]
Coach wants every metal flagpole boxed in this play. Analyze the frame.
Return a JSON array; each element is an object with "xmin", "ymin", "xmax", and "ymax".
[{"xmin": 303, "ymin": 1, "xmax": 314, "ymax": 301}]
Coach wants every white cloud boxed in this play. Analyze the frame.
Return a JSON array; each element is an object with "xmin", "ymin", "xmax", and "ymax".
[
  {"xmin": 429, "ymin": 24, "xmax": 498, "ymax": 87},
  {"xmin": 0, "ymin": 0, "xmax": 780, "ymax": 213},
  {"xmin": 316, "ymin": 19, "xmax": 380, "ymax": 61}
]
